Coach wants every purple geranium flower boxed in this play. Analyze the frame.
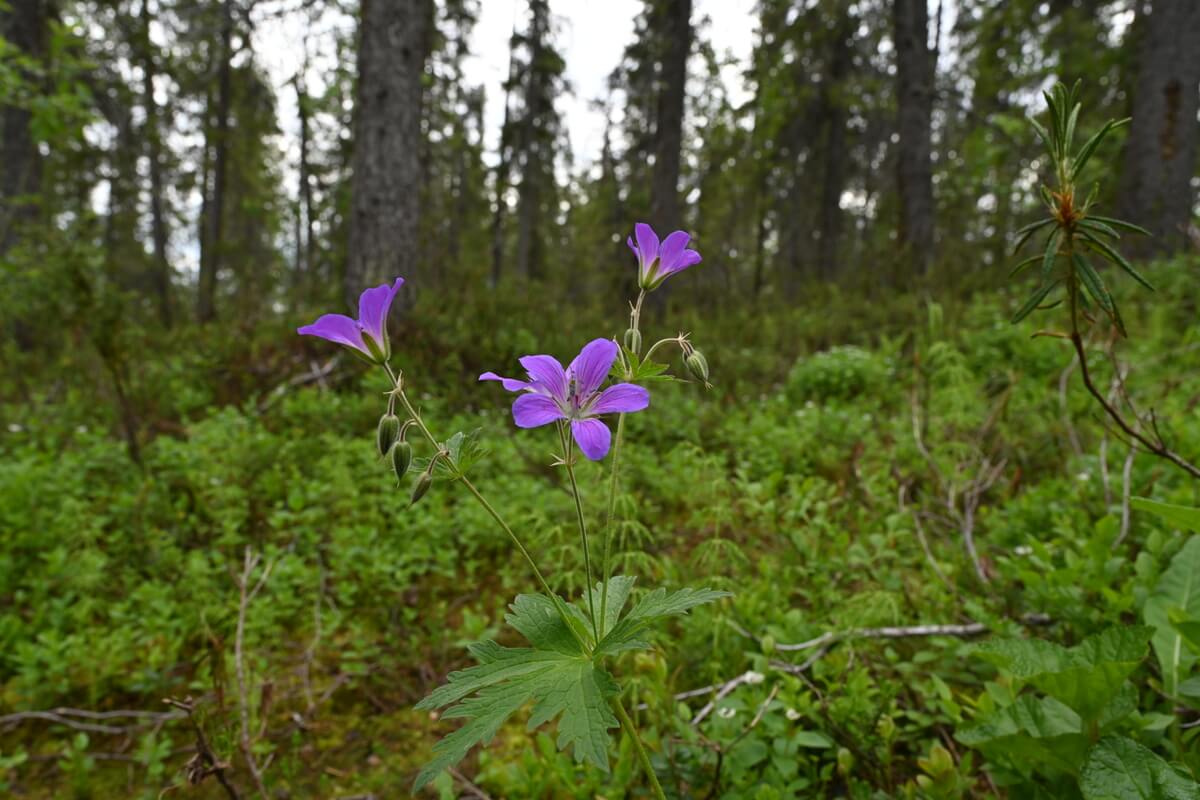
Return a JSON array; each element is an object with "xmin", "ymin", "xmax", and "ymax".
[
  {"xmin": 480, "ymin": 338, "xmax": 650, "ymax": 460},
  {"xmin": 627, "ymin": 222, "xmax": 702, "ymax": 290},
  {"xmin": 297, "ymin": 277, "xmax": 405, "ymax": 363}
]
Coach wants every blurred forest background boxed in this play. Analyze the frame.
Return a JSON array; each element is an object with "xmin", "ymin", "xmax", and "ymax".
[{"xmin": 2, "ymin": 0, "xmax": 1200, "ymax": 797}]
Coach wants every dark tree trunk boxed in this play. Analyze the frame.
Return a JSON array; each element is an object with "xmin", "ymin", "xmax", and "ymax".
[
  {"xmin": 346, "ymin": 0, "xmax": 428, "ymax": 307},
  {"xmin": 197, "ymin": 0, "xmax": 233, "ymax": 322},
  {"xmin": 139, "ymin": 0, "xmax": 172, "ymax": 327},
  {"xmin": 491, "ymin": 25, "xmax": 518, "ymax": 287},
  {"xmin": 650, "ymin": 0, "xmax": 692, "ymax": 233},
  {"xmin": 514, "ymin": 1, "xmax": 551, "ymax": 282},
  {"xmin": 1118, "ymin": 0, "xmax": 1200, "ymax": 254},
  {"xmin": 893, "ymin": 0, "xmax": 936, "ymax": 274},
  {"xmin": 817, "ymin": 7, "xmax": 853, "ymax": 280},
  {"xmin": 0, "ymin": 0, "xmax": 46, "ymax": 255},
  {"xmin": 294, "ymin": 71, "xmax": 315, "ymax": 282}
]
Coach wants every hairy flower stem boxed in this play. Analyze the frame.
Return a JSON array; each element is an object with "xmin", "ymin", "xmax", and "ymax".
[
  {"xmin": 599, "ymin": 289, "xmax": 647, "ymax": 638},
  {"xmin": 381, "ymin": 364, "xmax": 590, "ymax": 652},
  {"xmin": 614, "ymin": 697, "xmax": 667, "ymax": 800},
  {"xmin": 559, "ymin": 424, "xmax": 600, "ymax": 643}
]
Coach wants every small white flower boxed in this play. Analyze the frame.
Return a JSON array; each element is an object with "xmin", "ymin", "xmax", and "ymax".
[
  {"xmin": 1015, "ymin": 545, "xmax": 1033, "ymax": 556},
  {"xmin": 717, "ymin": 707, "xmax": 737, "ymax": 719},
  {"xmin": 744, "ymin": 671, "xmax": 765, "ymax": 685},
  {"xmin": 786, "ymin": 708, "xmax": 802, "ymax": 721},
  {"xmin": 7, "ymin": 423, "xmax": 21, "ymax": 433},
  {"xmin": 1076, "ymin": 471, "xmax": 1091, "ymax": 482},
  {"xmin": 76, "ymin": 425, "xmax": 88, "ymax": 434}
]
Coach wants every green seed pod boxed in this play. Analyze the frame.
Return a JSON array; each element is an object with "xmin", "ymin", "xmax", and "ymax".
[
  {"xmin": 685, "ymin": 350, "xmax": 710, "ymax": 383},
  {"xmin": 389, "ymin": 440, "xmax": 413, "ymax": 482},
  {"xmin": 624, "ymin": 327, "xmax": 642, "ymax": 354},
  {"xmin": 376, "ymin": 413, "xmax": 401, "ymax": 456},
  {"xmin": 410, "ymin": 470, "xmax": 433, "ymax": 505}
]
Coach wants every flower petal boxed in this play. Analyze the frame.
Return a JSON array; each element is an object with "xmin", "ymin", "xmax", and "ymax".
[
  {"xmin": 568, "ymin": 338, "xmax": 618, "ymax": 398},
  {"xmin": 519, "ymin": 355, "xmax": 569, "ymax": 401},
  {"xmin": 658, "ymin": 230, "xmax": 691, "ymax": 270},
  {"xmin": 590, "ymin": 383, "xmax": 650, "ymax": 415},
  {"xmin": 634, "ymin": 223, "xmax": 659, "ymax": 263},
  {"xmin": 664, "ymin": 248, "xmax": 702, "ymax": 276},
  {"xmin": 297, "ymin": 314, "xmax": 370, "ymax": 355},
  {"xmin": 571, "ymin": 418, "xmax": 612, "ymax": 460},
  {"xmin": 479, "ymin": 372, "xmax": 532, "ymax": 392},
  {"xmin": 357, "ymin": 277, "xmax": 405, "ymax": 347},
  {"xmin": 512, "ymin": 394, "xmax": 566, "ymax": 428}
]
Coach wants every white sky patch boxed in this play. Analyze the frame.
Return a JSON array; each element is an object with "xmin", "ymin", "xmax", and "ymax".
[{"xmin": 254, "ymin": 1, "xmax": 759, "ymax": 176}]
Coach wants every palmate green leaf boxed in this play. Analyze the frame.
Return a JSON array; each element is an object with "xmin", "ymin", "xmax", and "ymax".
[
  {"xmin": 412, "ymin": 429, "xmax": 490, "ymax": 480},
  {"xmin": 616, "ymin": 347, "xmax": 678, "ymax": 385},
  {"xmin": 1079, "ymin": 736, "xmax": 1199, "ymax": 800},
  {"xmin": 1080, "ymin": 230, "xmax": 1155, "ymax": 291},
  {"xmin": 1142, "ymin": 536, "xmax": 1200, "ymax": 697},
  {"xmin": 594, "ymin": 585, "xmax": 732, "ymax": 657},
  {"xmin": 585, "ymin": 575, "xmax": 639, "ymax": 636},
  {"xmin": 413, "ymin": 593, "xmax": 619, "ymax": 790},
  {"xmin": 971, "ymin": 626, "xmax": 1153, "ymax": 723}
]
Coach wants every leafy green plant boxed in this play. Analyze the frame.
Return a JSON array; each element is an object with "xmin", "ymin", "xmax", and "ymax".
[
  {"xmin": 1009, "ymin": 81, "xmax": 1200, "ymax": 480},
  {"xmin": 957, "ymin": 626, "xmax": 1198, "ymax": 795},
  {"xmin": 295, "ymin": 227, "xmax": 729, "ymax": 795}
]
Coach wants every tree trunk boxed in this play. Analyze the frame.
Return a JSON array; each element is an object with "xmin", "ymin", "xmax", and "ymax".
[
  {"xmin": 514, "ymin": 1, "xmax": 551, "ymax": 282},
  {"xmin": 491, "ymin": 25, "xmax": 518, "ymax": 287},
  {"xmin": 893, "ymin": 0, "xmax": 936, "ymax": 274},
  {"xmin": 139, "ymin": 0, "xmax": 172, "ymax": 327},
  {"xmin": 817, "ymin": 6, "xmax": 853, "ymax": 280},
  {"xmin": 650, "ymin": 0, "xmax": 692, "ymax": 233},
  {"xmin": 346, "ymin": 0, "xmax": 428, "ymax": 307},
  {"xmin": 294, "ymin": 71, "xmax": 315, "ymax": 283},
  {"xmin": 197, "ymin": 0, "xmax": 233, "ymax": 322},
  {"xmin": 0, "ymin": 0, "xmax": 46, "ymax": 255},
  {"xmin": 1117, "ymin": 0, "xmax": 1200, "ymax": 254}
]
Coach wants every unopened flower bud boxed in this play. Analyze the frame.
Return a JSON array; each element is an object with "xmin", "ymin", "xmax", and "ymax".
[
  {"xmin": 410, "ymin": 470, "xmax": 433, "ymax": 505},
  {"xmin": 377, "ymin": 413, "xmax": 401, "ymax": 456},
  {"xmin": 685, "ymin": 350, "xmax": 709, "ymax": 383},
  {"xmin": 624, "ymin": 328, "xmax": 642, "ymax": 354},
  {"xmin": 389, "ymin": 440, "xmax": 412, "ymax": 482}
]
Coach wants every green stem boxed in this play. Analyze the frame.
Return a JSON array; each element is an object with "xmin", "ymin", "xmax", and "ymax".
[
  {"xmin": 642, "ymin": 337, "xmax": 681, "ymax": 364},
  {"xmin": 597, "ymin": 411, "xmax": 626, "ymax": 637},
  {"xmin": 382, "ymin": 364, "xmax": 589, "ymax": 652},
  {"xmin": 560, "ymin": 423, "xmax": 599, "ymax": 643},
  {"xmin": 614, "ymin": 697, "xmax": 667, "ymax": 800}
]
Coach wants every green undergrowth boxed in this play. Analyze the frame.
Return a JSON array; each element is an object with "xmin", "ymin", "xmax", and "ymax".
[{"xmin": 2, "ymin": 258, "xmax": 1199, "ymax": 797}]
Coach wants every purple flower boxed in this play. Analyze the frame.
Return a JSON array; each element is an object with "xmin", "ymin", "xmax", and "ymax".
[
  {"xmin": 297, "ymin": 277, "xmax": 405, "ymax": 363},
  {"xmin": 480, "ymin": 338, "xmax": 650, "ymax": 460},
  {"xmin": 627, "ymin": 222, "xmax": 702, "ymax": 290}
]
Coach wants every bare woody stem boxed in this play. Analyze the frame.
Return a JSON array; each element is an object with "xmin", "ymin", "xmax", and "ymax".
[
  {"xmin": 381, "ymin": 363, "xmax": 591, "ymax": 652},
  {"xmin": 1063, "ymin": 240, "xmax": 1200, "ymax": 480}
]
